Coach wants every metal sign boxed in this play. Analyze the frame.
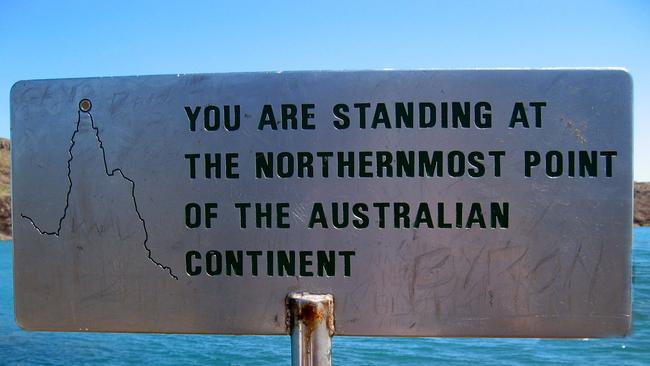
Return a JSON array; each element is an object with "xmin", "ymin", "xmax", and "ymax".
[{"xmin": 11, "ymin": 70, "xmax": 632, "ymax": 337}]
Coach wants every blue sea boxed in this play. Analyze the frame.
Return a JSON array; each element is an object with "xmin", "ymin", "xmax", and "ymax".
[{"xmin": 1, "ymin": 229, "xmax": 649, "ymax": 365}]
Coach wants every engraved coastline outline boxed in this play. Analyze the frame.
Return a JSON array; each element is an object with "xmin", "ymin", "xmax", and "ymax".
[{"xmin": 20, "ymin": 99, "xmax": 178, "ymax": 280}]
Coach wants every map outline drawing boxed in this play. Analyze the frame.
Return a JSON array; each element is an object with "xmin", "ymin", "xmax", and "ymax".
[{"xmin": 20, "ymin": 99, "xmax": 178, "ymax": 280}]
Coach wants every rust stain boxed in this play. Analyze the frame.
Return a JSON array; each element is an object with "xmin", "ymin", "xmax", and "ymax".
[
  {"xmin": 286, "ymin": 293, "xmax": 335, "ymax": 337},
  {"xmin": 299, "ymin": 302, "xmax": 323, "ymax": 331}
]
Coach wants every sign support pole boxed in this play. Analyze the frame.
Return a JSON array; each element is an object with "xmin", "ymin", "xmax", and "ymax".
[{"xmin": 287, "ymin": 292, "xmax": 335, "ymax": 366}]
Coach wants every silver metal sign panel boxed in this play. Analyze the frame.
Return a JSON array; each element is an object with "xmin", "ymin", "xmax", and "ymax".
[{"xmin": 11, "ymin": 70, "xmax": 632, "ymax": 337}]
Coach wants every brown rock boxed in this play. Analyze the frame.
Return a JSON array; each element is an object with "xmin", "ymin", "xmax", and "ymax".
[
  {"xmin": 0, "ymin": 138, "xmax": 9, "ymax": 240},
  {"xmin": 635, "ymin": 182, "xmax": 650, "ymax": 226},
  {"xmin": 0, "ymin": 195, "xmax": 10, "ymax": 240}
]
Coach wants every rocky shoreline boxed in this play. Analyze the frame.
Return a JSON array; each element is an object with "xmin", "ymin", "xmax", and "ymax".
[
  {"xmin": 0, "ymin": 138, "xmax": 10, "ymax": 240},
  {"xmin": 0, "ymin": 138, "xmax": 648, "ymax": 239},
  {"xmin": 635, "ymin": 182, "xmax": 650, "ymax": 226}
]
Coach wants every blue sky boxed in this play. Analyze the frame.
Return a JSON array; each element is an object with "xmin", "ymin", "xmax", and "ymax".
[{"xmin": 1, "ymin": 0, "xmax": 648, "ymax": 179}]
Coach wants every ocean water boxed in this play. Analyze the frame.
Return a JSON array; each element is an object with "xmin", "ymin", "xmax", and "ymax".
[{"xmin": 1, "ymin": 229, "xmax": 649, "ymax": 365}]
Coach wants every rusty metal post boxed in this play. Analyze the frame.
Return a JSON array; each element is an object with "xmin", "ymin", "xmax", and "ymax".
[{"xmin": 287, "ymin": 292, "xmax": 334, "ymax": 366}]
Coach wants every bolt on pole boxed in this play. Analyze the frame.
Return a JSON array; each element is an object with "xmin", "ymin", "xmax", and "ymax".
[{"xmin": 286, "ymin": 292, "xmax": 335, "ymax": 366}]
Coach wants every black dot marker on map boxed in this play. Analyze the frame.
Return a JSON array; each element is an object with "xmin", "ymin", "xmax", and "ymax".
[{"xmin": 79, "ymin": 99, "xmax": 92, "ymax": 112}]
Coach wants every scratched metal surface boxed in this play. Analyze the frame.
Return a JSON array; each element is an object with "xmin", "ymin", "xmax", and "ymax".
[{"xmin": 11, "ymin": 70, "xmax": 632, "ymax": 337}]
